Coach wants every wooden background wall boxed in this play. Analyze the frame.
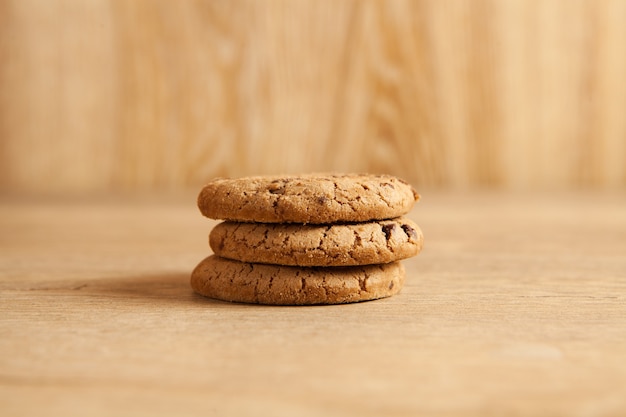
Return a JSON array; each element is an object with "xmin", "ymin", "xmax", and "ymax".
[{"xmin": 1, "ymin": 0, "xmax": 626, "ymax": 194}]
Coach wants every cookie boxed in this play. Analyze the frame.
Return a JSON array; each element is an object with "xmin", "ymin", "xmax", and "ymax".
[
  {"xmin": 209, "ymin": 217, "xmax": 423, "ymax": 267},
  {"xmin": 190, "ymin": 255, "xmax": 405, "ymax": 305},
  {"xmin": 197, "ymin": 173, "xmax": 419, "ymax": 224}
]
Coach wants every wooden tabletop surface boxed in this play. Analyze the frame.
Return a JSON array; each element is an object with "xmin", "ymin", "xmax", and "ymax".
[{"xmin": 1, "ymin": 191, "xmax": 625, "ymax": 416}]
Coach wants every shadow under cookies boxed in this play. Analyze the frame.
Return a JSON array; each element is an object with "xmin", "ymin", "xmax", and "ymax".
[{"xmin": 65, "ymin": 272, "xmax": 228, "ymax": 307}]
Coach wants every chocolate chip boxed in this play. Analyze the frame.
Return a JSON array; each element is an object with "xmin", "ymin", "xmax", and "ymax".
[
  {"xmin": 388, "ymin": 281, "xmax": 394, "ymax": 289},
  {"xmin": 401, "ymin": 224, "xmax": 418, "ymax": 240},
  {"xmin": 317, "ymin": 196, "xmax": 328, "ymax": 205},
  {"xmin": 382, "ymin": 223, "xmax": 395, "ymax": 240}
]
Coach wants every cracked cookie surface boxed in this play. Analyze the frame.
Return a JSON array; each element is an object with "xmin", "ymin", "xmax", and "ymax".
[
  {"xmin": 197, "ymin": 173, "xmax": 419, "ymax": 224},
  {"xmin": 209, "ymin": 217, "xmax": 423, "ymax": 266},
  {"xmin": 191, "ymin": 255, "xmax": 405, "ymax": 305}
]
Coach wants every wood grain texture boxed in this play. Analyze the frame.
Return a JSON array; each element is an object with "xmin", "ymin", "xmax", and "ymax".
[
  {"xmin": 1, "ymin": 191, "xmax": 625, "ymax": 415},
  {"xmin": 1, "ymin": 0, "xmax": 626, "ymax": 193}
]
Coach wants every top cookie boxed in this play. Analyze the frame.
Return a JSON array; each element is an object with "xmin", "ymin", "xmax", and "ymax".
[{"xmin": 197, "ymin": 173, "xmax": 419, "ymax": 224}]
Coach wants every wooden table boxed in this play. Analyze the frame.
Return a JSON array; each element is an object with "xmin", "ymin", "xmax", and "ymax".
[{"xmin": 1, "ymin": 191, "xmax": 625, "ymax": 416}]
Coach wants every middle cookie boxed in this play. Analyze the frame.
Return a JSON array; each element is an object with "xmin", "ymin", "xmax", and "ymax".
[{"xmin": 209, "ymin": 217, "xmax": 423, "ymax": 267}]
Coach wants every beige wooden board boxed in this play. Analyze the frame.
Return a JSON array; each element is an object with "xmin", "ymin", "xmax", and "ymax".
[
  {"xmin": 1, "ymin": 191, "xmax": 625, "ymax": 416},
  {"xmin": 2, "ymin": 0, "xmax": 626, "ymax": 193}
]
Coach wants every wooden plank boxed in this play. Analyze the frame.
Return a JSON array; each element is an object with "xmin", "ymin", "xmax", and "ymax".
[
  {"xmin": 1, "ymin": 191, "xmax": 625, "ymax": 415},
  {"xmin": 2, "ymin": 0, "xmax": 626, "ymax": 192}
]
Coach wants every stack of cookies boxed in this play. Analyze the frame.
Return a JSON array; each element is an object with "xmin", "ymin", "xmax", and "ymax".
[{"xmin": 191, "ymin": 173, "xmax": 423, "ymax": 305}]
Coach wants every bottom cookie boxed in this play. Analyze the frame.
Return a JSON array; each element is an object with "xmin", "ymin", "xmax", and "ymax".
[{"xmin": 191, "ymin": 255, "xmax": 405, "ymax": 305}]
